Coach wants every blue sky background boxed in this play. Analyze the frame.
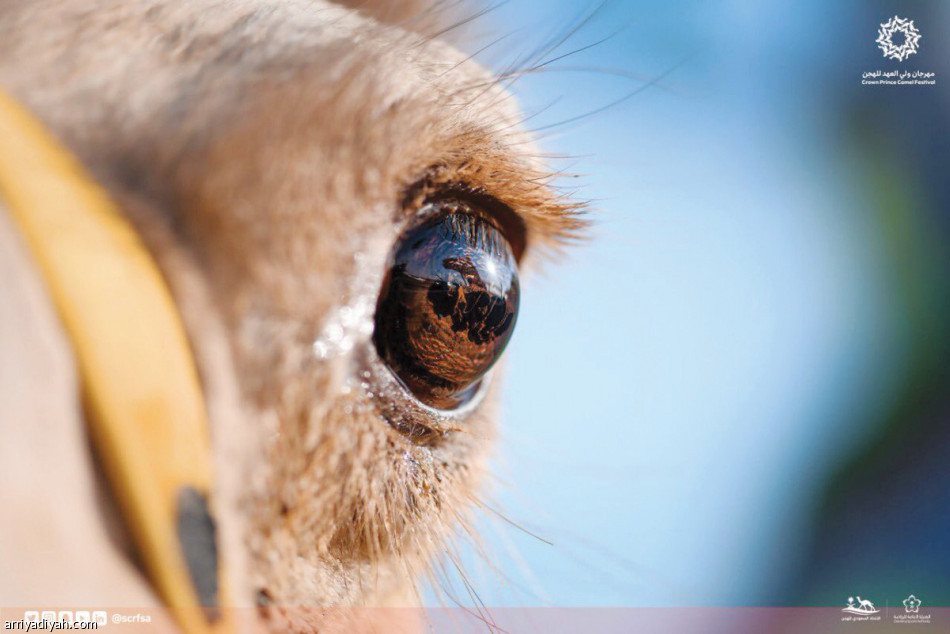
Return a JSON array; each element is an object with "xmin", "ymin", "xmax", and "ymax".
[{"xmin": 425, "ymin": 0, "xmax": 949, "ymax": 609}]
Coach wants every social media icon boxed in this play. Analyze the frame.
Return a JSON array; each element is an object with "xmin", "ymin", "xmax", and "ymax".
[
  {"xmin": 92, "ymin": 611, "xmax": 108, "ymax": 626},
  {"xmin": 58, "ymin": 611, "xmax": 74, "ymax": 622},
  {"xmin": 41, "ymin": 611, "xmax": 56, "ymax": 622},
  {"xmin": 75, "ymin": 611, "xmax": 91, "ymax": 622},
  {"xmin": 24, "ymin": 611, "xmax": 39, "ymax": 623}
]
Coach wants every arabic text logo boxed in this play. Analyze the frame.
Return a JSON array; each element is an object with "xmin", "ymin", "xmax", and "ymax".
[
  {"xmin": 877, "ymin": 16, "xmax": 921, "ymax": 62},
  {"xmin": 843, "ymin": 596, "xmax": 880, "ymax": 615}
]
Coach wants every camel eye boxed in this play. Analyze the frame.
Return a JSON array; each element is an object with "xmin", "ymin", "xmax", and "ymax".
[{"xmin": 373, "ymin": 201, "xmax": 520, "ymax": 410}]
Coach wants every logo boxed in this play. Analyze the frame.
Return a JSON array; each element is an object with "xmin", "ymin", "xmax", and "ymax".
[
  {"xmin": 877, "ymin": 16, "xmax": 921, "ymax": 62},
  {"xmin": 894, "ymin": 594, "xmax": 931, "ymax": 624},
  {"xmin": 903, "ymin": 595, "xmax": 922, "ymax": 613},
  {"xmin": 93, "ymin": 610, "xmax": 109, "ymax": 626},
  {"xmin": 843, "ymin": 596, "xmax": 880, "ymax": 615}
]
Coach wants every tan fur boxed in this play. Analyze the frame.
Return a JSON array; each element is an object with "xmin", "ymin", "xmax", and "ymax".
[{"xmin": 0, "ymin": 0, "xmax": 582, "ymax": 630}]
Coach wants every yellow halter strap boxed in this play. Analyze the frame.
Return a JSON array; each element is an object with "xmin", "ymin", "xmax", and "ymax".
[{"xmin": 0, "ymin": 90, "xmax": 225, "ymax": 633}]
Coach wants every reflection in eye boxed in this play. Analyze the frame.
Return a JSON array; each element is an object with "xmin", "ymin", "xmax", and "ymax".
[{"xmin": 373, "ymin": 201, "xmax": 520, "ymax": 410}]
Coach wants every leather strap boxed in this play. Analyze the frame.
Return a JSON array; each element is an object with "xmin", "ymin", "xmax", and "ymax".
[{"xmin": 0, "ymin": 89, "xmax": 226, "ymax": 633}]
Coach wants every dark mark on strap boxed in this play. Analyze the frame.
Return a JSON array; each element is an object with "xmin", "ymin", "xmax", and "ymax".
[{"xmin": 176, "ymin": 486, "xmax": 220, "ymax": 621}]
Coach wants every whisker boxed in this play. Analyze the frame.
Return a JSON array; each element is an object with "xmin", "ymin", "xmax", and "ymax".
[
  {"xmin": 418, "ymin": 0, "xmax": 512, "ymax": 45},
  {"xmin": 530, "ymin": 53, "xmax": 694, "ymax": 135},
  {"xmin": 515, "ymin": 0, "xmax": 613, "ymax": 74},
  {"xmin": 501, "ymin": 28, "xmax": 623, "ymax": 82},
  {"xmin": 483, "ymin": 512, "xmax": 554, "ymax": 605},
  {"xmin": 438, "ymin": 31, "xmax": 520, "ymax": 78},
  {"xmin": 530, "ymin": 65, "xmax": 686, "ymax": 96},
  {"xmin": 473, "ymin": 499, "xmax": 554, "ymax": 547}
]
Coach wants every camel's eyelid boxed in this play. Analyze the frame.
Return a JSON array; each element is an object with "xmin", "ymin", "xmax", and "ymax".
[
  {"xmin": 399, "ymin": 154, "xmax": 589, "ymax": 264},
  {"xmin": 399, "ymin": 179, "xmax": 527, "ymax": 261}
]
